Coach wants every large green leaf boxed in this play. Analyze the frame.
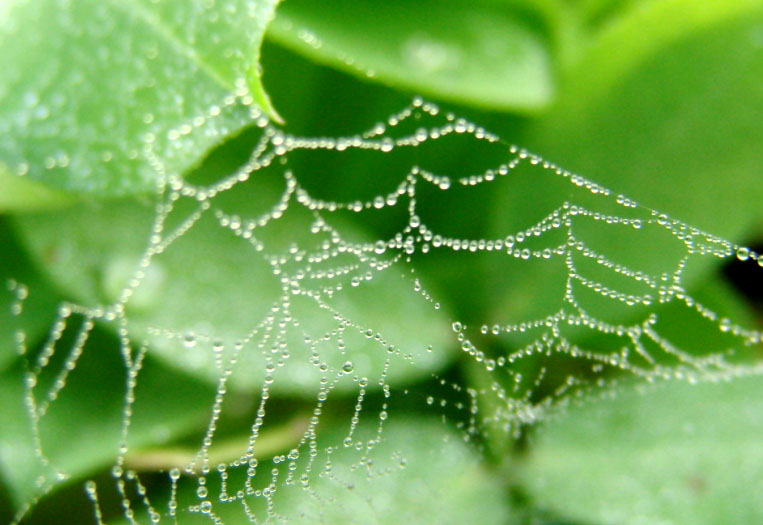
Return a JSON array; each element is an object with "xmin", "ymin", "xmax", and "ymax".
[
  {"xmin": 0, "ymin": 0, "xmax": 279, "ymax": 201},
  {"xmin": 267, "ymin": 0, "xmax": 555, "ymax": 112},
  {"xmin": 521, "ymin": 374, "xmax": 763, "ymax": 524}
]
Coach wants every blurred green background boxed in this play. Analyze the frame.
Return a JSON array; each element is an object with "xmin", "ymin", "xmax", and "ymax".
[{"xmin": 1, "ymin": 0, "xmax": 762, "ymax": 523}]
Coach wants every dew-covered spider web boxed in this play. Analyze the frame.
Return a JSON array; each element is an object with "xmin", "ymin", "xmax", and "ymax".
[{"xmin": 6, "ymin": 96, "xmax": 763, "ymax": 524}]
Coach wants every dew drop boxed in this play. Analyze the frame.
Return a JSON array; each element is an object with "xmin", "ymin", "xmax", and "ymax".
[{"xmin": 373, "ymin": 196, "xmax": 385, "ymax": 209}]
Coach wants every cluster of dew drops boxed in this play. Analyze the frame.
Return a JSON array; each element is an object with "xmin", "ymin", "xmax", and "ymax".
[{"xmin": 9, "ymin": 90, "xmax": 763, "ymax": 525}]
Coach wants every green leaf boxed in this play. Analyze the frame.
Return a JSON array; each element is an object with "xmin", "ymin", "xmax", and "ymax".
[
  {"xmin": 528, "ymin": 0, "xmax": 763, "ymax": 238},
  {"xmin": 0, "ymin": 166, "xmax": 74, "ymax": 212},
  {"xmin": 115, "ymin": 417, "xmax": 515, "ymax": 524},
  {"xmin": 0, "ymin": 218, "xmax": 62, "ymax": 372},
  {"xmin": 0, "ymin": 339, "xmax": 215, "ymax": 515},
  {"xmin": 572, "ymin": 0, "xmax": 641, "ymax": 30},
  {"xmin": 243, "ymin": 418, "xmax": 515, "ymax": 524},
  {"xmin": 0, "ymin": 360, "xmax": 59, "ymax": 517},
  {"xmin": 0, "ymin": 0, "xmax": 280, "ymax": 199},
  {"xmin": 521, "ymin": 374, "xmax": 763, "ymax": 524},
  {"xmin": 266, "ymin": 0, "xmax": 555, "ymax": 112}
]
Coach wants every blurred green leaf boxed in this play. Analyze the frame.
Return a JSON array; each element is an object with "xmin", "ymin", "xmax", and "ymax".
[
  {"xmin": 116, "ymin": 417, "xmax": 515, "ymax": 524},
  {"xmin": 528, "ymin": 0, "xmax": 763, "ymax": 238},
  {"xmin": 0, "ymin": 360, "xmax": 59, "ymax": 516},
  {"xmin": 0, "ymin": 336, "xmax": 215, "ymax": 515},
  {"xmin": 521, "ymin": 374, "xmax": 763, "ymax": 524},
  {"xmin": 0, "ymin": 0, "xmax": 279, "ymax": 200},
  {"xmin": 572, "ymin": 0, "xmax": 639, "ymax": 29},
  {"xmin": 0, "ymin": 218, "xmax": 62, "ymax": 372},
  {"xmin": 253, "ymin": 417, "xmax": 515, "ymax": 524},
  {"xmin": 0, "ymin": 167, "xmax": 74, "ymax": 212},
  {"xmin": 267, "ymin": 0, "xmax": 555, "ymax": 112}
]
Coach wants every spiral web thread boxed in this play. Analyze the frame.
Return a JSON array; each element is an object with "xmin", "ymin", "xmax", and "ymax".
[{"xmin": 8, "ymin": 96, "xmax": 763, "ymax": 523}]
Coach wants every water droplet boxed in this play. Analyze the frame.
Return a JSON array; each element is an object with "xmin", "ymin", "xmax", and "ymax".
[{"xmin": 736, "ymin": 247, "xmax": 750, "ymax": 261}]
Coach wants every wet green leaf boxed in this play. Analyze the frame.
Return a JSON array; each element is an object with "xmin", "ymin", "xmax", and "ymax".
[{"xmin": 0, "ymin": 0, "xmax": 279, "ymax": 200}]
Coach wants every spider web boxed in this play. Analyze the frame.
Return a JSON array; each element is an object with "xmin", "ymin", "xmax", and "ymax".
[{"xmin": 6, "ymin": 96, "xmax": 763, "ymax": 524}]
